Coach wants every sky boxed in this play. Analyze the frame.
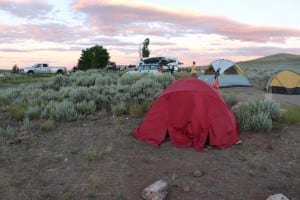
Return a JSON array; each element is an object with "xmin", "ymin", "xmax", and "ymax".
[{"xmin": 0, "ymin": 0, "xmax": 300, "ymax": 69}]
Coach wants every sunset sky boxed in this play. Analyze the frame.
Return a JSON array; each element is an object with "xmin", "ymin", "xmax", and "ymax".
[{"xmin": 1, "ymin": 0, "xmax": 300, "ymax": 69}]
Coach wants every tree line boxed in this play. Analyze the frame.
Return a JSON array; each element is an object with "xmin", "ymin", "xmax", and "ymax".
[{"xmin": 77, "ymin": 38, "xmax": 151, "ymax": 70}]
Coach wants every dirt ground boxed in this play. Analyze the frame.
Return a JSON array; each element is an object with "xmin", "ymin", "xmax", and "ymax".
[{"xmin": 0, "ymin": 86, "xmax": 299, "ymax": 200}]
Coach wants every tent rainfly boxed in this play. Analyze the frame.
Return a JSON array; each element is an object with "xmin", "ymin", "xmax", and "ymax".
[
  {"xmin": 266, "ymin": 70, "xmax": 300, "ymax": 95},
  {"xmin": 133, "ymin": 78, "xmax": 240, "ymax": 151},
  {"xmin": 199, "ymin": 59, "xmax": 251, "ymax": 87}
]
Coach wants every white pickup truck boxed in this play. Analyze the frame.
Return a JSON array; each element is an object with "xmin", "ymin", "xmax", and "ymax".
[{"xmin": 20, "ymin": 63, "xmax": 67, "ymax": 75}]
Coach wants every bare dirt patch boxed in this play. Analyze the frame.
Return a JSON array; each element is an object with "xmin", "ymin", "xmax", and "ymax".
[{"xmin": 0, "ymin": 87, "xmax": 299, "ymax": 200}]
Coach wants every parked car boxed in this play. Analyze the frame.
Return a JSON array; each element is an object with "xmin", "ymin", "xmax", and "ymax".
[
  {"xmin": 20, "ymin": 63, "xmax": 66, "ymax": 75},
  {"xmin": 139, "ymin": 56, "xmax": 181, "ymax": 72},
  {"xmin": 105, "ymin": 61, "xmax": 117, "ymax": 70},
  {"xmin": 127, "ymin": 64, "xmax": 161, "ymax": 74}
]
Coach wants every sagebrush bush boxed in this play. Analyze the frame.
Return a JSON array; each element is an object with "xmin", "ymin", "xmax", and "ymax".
[
  {"xmin": 69, "ymin": 87, "xmax": 92, "ymax": 103},
  {"xmin": 41, "ymin": 100, "xmax": 78, "ymax": 121},
  {"xmin": 75, "ymin": 101, "xmax": 96, "ymax": 116},
  {"xmin": 118, "ymin": 73, "xmax": 141, "ymax": 85},
  {"xmin": 2, "ymin": 70, "xmax": 177, "ymax": 123},
  {"xmin": 174, "ymin": 71, "xmax": 192, "ymax": 80},
  {"xmin": 54, "ymin": 100, "xmax": 78, "ymax": 121},
  {"xmin": 75, "ymin": 74, "xmax": 96, "ymax": 87},
  {"xmin": 236, "ymin": 99, "xmax": 280, "ymax": 132},
  {"xmin": 250, "ymin": 112, "xmax": 272, "ymax": 132},
  {"xmin": 95, "ymin": 94, "xmax": 111, "ymax": 111},
  {"xmin": 129, "ymin": 78, "xmax": 162, "ymax": 102},
  {"xmin": 48, "ymin": 75, "xmax": 69, "ymax": 90},
  {"xmin": 0, "ymin": 87, "xmax": 22, "ymax": 106},
  {"xmin": 112, "ymin": 102, "xmax": 127, "ymax": 116},
  {"xmin": 95, "ymin": 75, "xmax": 114, "ymax": 86},
  {"xmin": 240, "ymin": 99, "xmax": 280, "ymax": 120},
  {"xmin": 40, "ymin": 89, "xmax": 63, "ymax": 102},
  {"xmin": 116, "ymin": 84, "xmax": 131, "ymax": 94},
  {"xmin": 155, "ymin": 73, "xmax": 175, "ymax": 88},
  {"xmin": 100, "ymin": 85, "xmax": 117, "ymax": 98},
  {"xmin": 58, "ymin": 86, "xmax": 72, "ymax": 98},
  {"xmin": 129, "ymin": 101, "xmax": 151, "ymax": 118},
  {"xmin": 26, "ymin": 87, "xmax": 43, "ymax": 105},
  {"xmin": 25, "ymin": 105, "xmax": 41, "ymax": 120}
]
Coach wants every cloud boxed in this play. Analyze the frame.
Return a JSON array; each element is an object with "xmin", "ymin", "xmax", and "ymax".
[
  {"xmin": 0, "ymin": 0, "xmax": 53, "ymax": 19},
  {"xmin": 0, "ymin": 23, "xmax": 89, "ymax": 43},
  {"xmin": 72, "ymin": 0, "xmax": 300, "ymax": 43},
  {"xmin": 0, "ymin": 46, "xmax": 84, "ymax": 52}
]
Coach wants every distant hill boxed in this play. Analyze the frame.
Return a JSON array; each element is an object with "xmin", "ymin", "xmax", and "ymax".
[{"xmin": 237, "ymin": 53, "xmax": 300, "ymax": 70}]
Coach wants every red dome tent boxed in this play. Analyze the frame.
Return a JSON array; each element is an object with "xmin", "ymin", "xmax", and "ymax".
[{"xmin": 133, "ymin": 78, "xmax": 240, "ymax": 151}]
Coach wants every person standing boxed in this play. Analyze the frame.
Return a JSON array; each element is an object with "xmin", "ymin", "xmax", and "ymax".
[
  {"xmin": 191, "ymin": 61, "xmax": 197, "ymax": 78},
  {"xmin": 170, "ymin": 65, "xmax": 175, "ymax": 75},
  {"xmin": 158, "ymin": 61, "xmax": 163, "ymax": 73},
  {"xmin": 213, "ymin": 67, "xmax": 221, "ymax": 90}
]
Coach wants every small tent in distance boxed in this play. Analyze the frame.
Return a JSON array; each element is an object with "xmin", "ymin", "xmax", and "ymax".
[
  {"xmin": 266, "ymin": 69, "xmax": 300, "ymax": 95},
  {"xmin": 133, "ymin": 78, "xmax": 240, "ymax": 151},
  {"xmin": 199, "ymin": 59, "xmax": 251, "ymax": 87}
]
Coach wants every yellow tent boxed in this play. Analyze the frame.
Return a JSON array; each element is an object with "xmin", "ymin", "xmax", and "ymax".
[{"xmin": 266, "ymin": 70, "xmax": 300, "ymax": 95}]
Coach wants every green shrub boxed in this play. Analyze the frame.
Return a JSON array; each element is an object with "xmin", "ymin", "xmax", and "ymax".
[
  {"xmin": 249, "ymin": 112, "xmax": 272, "ymax": 132},
  {"xmin": 40, "ymin": 120, "xmax": 56, "ymax": 132},
  {"xmin": 119, "ymin": 73, "xmax": 145, "ymax": 85},
  {"xmin": 0, "ymin": 87, "xmax": 22, "ymax": 106},
  {"xmin": 151, "ymin": 73, "xmax": 174, "ymax": 88},
  {"xmin": 73, "ymin": 74, "xmax": 96, "ymax": 87},
  {"xmin": 236, "ymin": 99, "xmax": 280, "ymax": 132},
  {"xmin": 58, "ymin": 86, "xmax": 73, "ymax": 98},
  {"xmin": 69, "ymin": 87, "xmax": 92, "ymax": 103},
  {"xmin": 129, "ymin": 78, "xmax": 162, "ymax": 102},
  {"xmin": 9, "ymin": 104, "xmax": 26, "ymax": 121},
  {"xmin": 84, "ymin": 145, "xmax": 113, "ymax": 162},
  {"xmin": 25, "ymin": 105, "xmax": 41, "ymax": 120},
  {"xmin": 40, "ymin": 89, "xmax": 63, "ymax": 102},
  {"xmin": 240, "ymin": 99, "xmax": 280, "ymax": 120},
  {"xmin": 257, "ymin": 99, "xmax": 280, "ymax": 121},
  {"xmin": 101, "ymin": 85, "xmax": 117, "ymax": 99},
  {"xmin": 75, "ymin": 101, "xmax": 96, "ymax": 116},
  {"xmin": 223, "ymin": 95, "xmax": 238, "ymax": 107},
  {"xmin": 0, "ymin": 126, "xmax": 15, "ymax": 137},
  {"xmin": 48, "ymin": 75, "xmax": 69, "ymax": 90},
  {"xmin": 280, "ymin": 105, "xmax": 300, "ymax": 125},
  {"xmin": 129, "ymin": 101, "xmax": 150, "ymax": 118},
  {"xmin": 23, "ymin": 117, "xmax": 31, "ymax": 131},
  {"xmin": 112, "ymin": 102, "xmax": 127, "ymax": 116},
  {"xmin": 42, "ymin": 100, "xmax": 78, "ymax": 121},
  {"xmin": 95, "ymin": 75, "xmax": 114, "ymax": 86},
  {"xmin": 174, "ymin": 71, "xmax": 191, "ymax": 80}
]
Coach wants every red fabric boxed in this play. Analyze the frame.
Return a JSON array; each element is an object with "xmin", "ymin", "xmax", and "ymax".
[{"xmin": 133, "ymin": 78, "xmax": 240, "ymax": 151}]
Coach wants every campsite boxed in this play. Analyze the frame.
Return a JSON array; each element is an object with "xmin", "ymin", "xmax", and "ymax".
[{"xmin": 0, "ymin": 54, "xmax": 299, "ymax": 200}]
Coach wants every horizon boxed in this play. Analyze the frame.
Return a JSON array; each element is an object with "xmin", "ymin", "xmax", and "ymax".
[{"xmin": 1, "ymin": 0, "xmax": 300, "ymax": 69}]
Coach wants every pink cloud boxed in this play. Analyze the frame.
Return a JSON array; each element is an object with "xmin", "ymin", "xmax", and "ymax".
[
  {"xmin": 0, "ymin": 23, "xmax": 90, "ymax": 43},
  {"xmin": 72, "ymin": 0, "xmax": 300, "ymax": 43}
]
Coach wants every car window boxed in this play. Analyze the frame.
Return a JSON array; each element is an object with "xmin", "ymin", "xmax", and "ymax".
[
  {"xmin": 137, "ymin": 66, "xmax": 144, "ymax": 71},
  {"xmin": 143, "ymin": 65, "xmax": 151, "ymax": 70},
  {"xmin": 150, "ymin": 65, "xmax": 158, "ymax": 70}
]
